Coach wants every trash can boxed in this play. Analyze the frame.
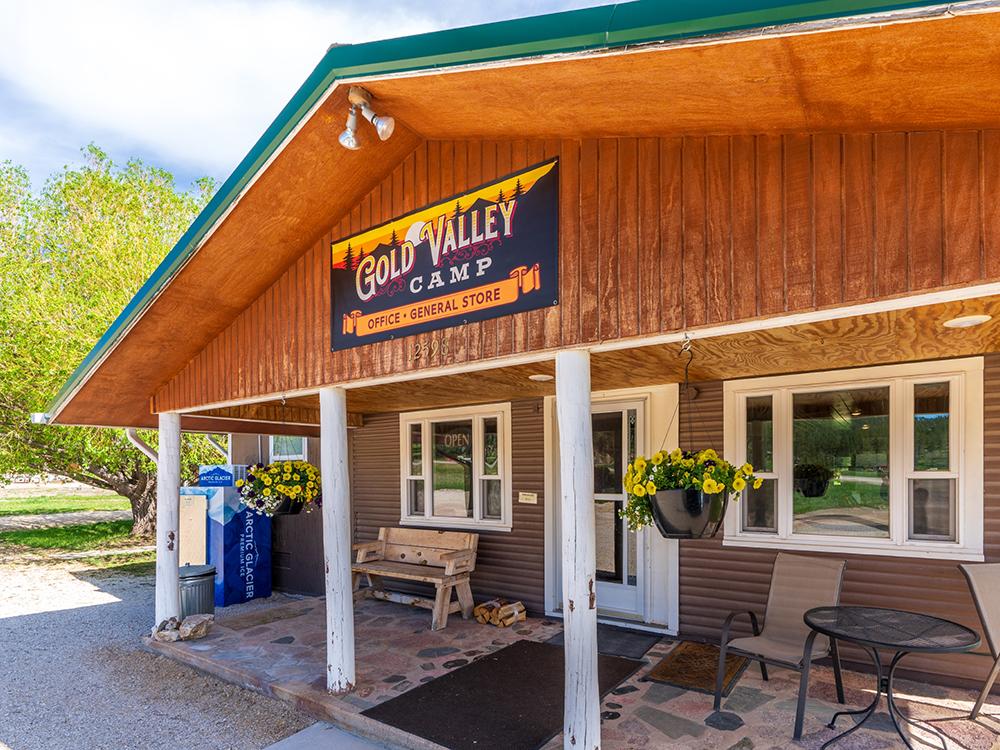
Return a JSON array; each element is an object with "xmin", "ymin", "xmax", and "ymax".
[{"xmin": 179, "ymin": 564, "xmax": 216, "ymax": 619}]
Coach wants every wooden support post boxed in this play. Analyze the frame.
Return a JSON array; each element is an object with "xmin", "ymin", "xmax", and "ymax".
[
  {"xmin": 154, "ymin": 412, "xmax": 181, "ymax": 626},
  {"xmin": 320, "ymin": 386, "xmax": 356, "ymax": 693},
  {"xmin": 555, "ymin": 350, "xmax": 600, "ymax": 750}
]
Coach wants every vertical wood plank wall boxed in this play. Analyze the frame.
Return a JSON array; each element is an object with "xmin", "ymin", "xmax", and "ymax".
[
  {"xmin": 350, "ymin": 399, "xmax": 547, "ymax": 613},
  {"xmin": 154, "ymin": 130, "xmax": 1000, "ymax": 413},
  {"xmin": 677, "ymin": 355, "xmax": 1000, "ymax": 685}
]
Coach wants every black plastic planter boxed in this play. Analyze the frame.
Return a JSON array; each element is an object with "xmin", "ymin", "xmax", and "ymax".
[
  {"xmin": 650, "ymin": 489, "xmax": 729, "ymax": 539},
  {"xmin": 273, "ymin": 496, "xmax": 304, "ymax": 515}
]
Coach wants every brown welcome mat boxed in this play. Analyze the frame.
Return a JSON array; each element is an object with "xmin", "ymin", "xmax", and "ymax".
[
  {"xmin": 644, "ymin": 641, "xmax": 750, "ymax": 697},
  {"xmin": 362, "ymin": 639, "xmax": 642, "ymax": 750}
]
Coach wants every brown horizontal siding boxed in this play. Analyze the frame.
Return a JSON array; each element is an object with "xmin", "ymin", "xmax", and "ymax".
[
  {"xmin": 678, "ymin": 359, "xmax": 1000, "ymax": 687},
  {"xmin": 350, "ymin": 400, "xmax": 546, "ymax": 614},
  {"xmin": 156, "ymin": 130, "xmax": 1000, "ymax": 413}
]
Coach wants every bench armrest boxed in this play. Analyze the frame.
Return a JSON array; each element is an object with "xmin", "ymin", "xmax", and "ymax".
[
  {"xmin": 440, "ymin": 548, "xmax": 476, "ymax": 575},
  {"xmin": 353, "ymin": 541, "xmax": 384, "ymax": 564}
]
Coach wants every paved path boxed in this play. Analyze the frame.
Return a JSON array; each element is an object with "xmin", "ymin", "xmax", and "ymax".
[
  {"xmin": 265, "ymin": 723, "xmax": 393, "ymax": 749},
  {"xmin": 0, "ymin": 509, "xmax": 131, "ymax": 532}
]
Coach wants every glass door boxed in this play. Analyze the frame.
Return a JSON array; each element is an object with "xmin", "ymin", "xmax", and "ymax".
[{"xmin": 592, "ymin": 404, "xmax": 644, "ymax": 616}]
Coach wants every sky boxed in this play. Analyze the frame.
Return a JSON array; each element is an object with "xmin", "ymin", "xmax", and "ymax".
[{"xmin": 0, "ymin": 0, "xmax": 608, "ymax": 191}]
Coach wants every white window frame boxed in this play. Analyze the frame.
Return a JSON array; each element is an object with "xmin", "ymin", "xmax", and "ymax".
[
  {"xmin": 399, "ymin": 402, "xmax": 513, "ymax": 532},
  {"xmin": 723, "ymin": 358, "xmax": 984, "ymax": 561},
  {"xmin": 269, "ymin": 435, "xmax": 307, "ymax": 462}
]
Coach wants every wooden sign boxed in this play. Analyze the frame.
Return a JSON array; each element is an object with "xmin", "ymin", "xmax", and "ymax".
[{"xmin": 330, "ymin": 159, "xmax": 559, "ymax": 351}]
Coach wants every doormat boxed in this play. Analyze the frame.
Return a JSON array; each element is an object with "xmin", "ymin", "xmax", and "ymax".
[
  {"xmin": 362, "ymin": 639, "xmax": 642, "ymax": 750},
  {"xmin": 546, "ymin": 622, "xmax": 662, "ymax": 660},
  {"xmin": 644, "ymin": 641, "xmax": 750, "ymax": 697}
]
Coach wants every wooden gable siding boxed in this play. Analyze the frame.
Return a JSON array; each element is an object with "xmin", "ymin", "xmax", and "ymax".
[
  {"xmin": 677, "ymin": 355, "xmax": 1000, "ymax": 686},
  {"xmin": 154, "ymin": 130, "xmax": 1000, "ymax": 413}
]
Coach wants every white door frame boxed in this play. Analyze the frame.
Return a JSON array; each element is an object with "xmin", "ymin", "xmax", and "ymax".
[{"xmin": 544, "ymin": 384, "xmax": 680, "ymax": 633}]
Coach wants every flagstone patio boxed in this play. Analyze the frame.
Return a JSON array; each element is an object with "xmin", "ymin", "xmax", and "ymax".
[{"xmin": 148, "ymin": 597, "xmax": 1000, "ymax": 750}]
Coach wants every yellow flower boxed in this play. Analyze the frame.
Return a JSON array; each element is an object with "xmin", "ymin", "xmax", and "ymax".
[
  {"xmin": 263, "ymin": 488, "xmax": 272, "ymax": 496},
  {"xmin": 632, "ymin": 484, "xmax": 647, "ymax": 498},
  {"xmin": 263, "ymin": 476, "xmax": 272, "ymax": 486},
  {"xmin": 284, "ymin": 461, "xmax": 292, "ymax": 471},
  {"xmin": 733, "ymin": 476, "xmax": 746, "ymax": 492},
  {"xmin": 307, "ymin": 481, "xmax": 315, "ymax": 488},
  {"xmin": 669, "ymin": 448, "xmax": 683, "ymax": 462},
  {"xmin": 283, "ymin": 473, "xmax": 292, "ymax": 481},
  {"xmin": 703, "ymin": 479, "xmax": 721, "ymax": 495},
  {"xmin": 753, "ymin": 477, "xmax": 764, "ymax": 490},
  {"xmin": 624, "ymin": 479, "xmax": 634, "ymax": 493},
  {"xmin": 651, "ymin": 452, "xmax": 663, "ymax": 466},
  {"xmin": 741, "ymin": 463, "xmax": 754, "ymax": 475},
  {"xmin": 645, "ymin": 480, "xmax": 656, "ymax": 495},
  {"xmin": 634, "ymin": 457, "xmax": 647, "ymax": 473},
  {"xmin": 235, "ymin": 479, "xmax": 244, "ymax": 487},
  {"xmin": 293, "ymin": 473, "xmax": 300, "ymax": 481}
]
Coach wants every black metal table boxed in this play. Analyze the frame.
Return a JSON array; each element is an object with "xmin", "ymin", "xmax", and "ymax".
[{"xmin": 804, "ymin": 606, "xmax": 979, "ymax": 749}]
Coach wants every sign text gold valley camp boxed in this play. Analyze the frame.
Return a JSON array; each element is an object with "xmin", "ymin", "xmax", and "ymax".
[{"xmin": 330, "ymin": 159, "xmax": 559, "ymax": 351}]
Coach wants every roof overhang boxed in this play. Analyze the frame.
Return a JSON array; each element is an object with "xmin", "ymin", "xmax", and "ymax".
[{"xmin": 47, "ymin": 0, "xmax": 1000, "ymax": 428}]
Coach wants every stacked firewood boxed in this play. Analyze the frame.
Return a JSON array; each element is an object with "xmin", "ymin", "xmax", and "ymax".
[{"xmin": 473, "ymin": 599, "xmax": 527, "ymax": 627}]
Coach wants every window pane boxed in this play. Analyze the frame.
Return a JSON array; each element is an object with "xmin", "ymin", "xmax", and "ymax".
[
  {"xmin": 914, "ymin": 382, "xmax": 950, "ymax": 471},
  {"xmin": 910, "ymin": 478, "xmax": 956, "ymax": 541},
  {"xmin": 746, "ymin": 396, "xmax": 773, "ymax": 472},
  {"xmin": 595, "ymin": 499, "xmax": 624, "ymax": 583},
  {"xmin": 792, "ymin": 387, "xmax": 890, "ymax": 538},
  {"xmin": 271, "ymin": 435, "xmax": 304, "ymax": 459},
  {"xmin": 408, "ymin": 479, "xmax": 425, "ymax": 514},
  {"xmin": 483, "ymin": 417, "xmax": 499, "ymax": 476},
  {"xmin": 742, "ymin": 478, "xmax": 777, "ymax": 532},
  {"xmin": 593, "ymin": 412, "xmax": 623, "ymax": 494},
  {"xmin": 482, "ymin": 478, "xmax": 502, "ymax": 519},
  {"xmin": 432, "ymin": 421, "xmax": 473, "ymax": 518},
  {"xmin": 409, "ymin": 424, "xmax": 422, "ymax": 476}
]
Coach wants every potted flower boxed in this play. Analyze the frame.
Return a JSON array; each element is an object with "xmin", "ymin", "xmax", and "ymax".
[
  {"xmin": 793, "ymin": 463, "xmax": 835, "ymax": 498},
  {"xmin": 621, "ymin": 448, "xmax": 762, "ymax": 539},
  {"xmin": 237, "ymin": 460, "xmax": 321, "ymax": 517}
]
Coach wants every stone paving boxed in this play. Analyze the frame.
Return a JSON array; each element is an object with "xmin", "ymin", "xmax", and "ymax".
[{"xmin": 150, "ymin": 597, "xmax": 1000, "ymax": 750}]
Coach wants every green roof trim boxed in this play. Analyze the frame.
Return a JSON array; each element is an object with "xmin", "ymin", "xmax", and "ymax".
[{"xmin": 49, "ymin": 0, "xmax": 949, "ymax": 418}]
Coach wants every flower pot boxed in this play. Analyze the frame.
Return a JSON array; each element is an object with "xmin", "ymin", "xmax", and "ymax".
[
  {"xmin": 273, "ymin": 496, "xmax": 304, "ymax": 516},
  {"xmin": 650, "ymin": 489, "xmax": 728, "ymax": 539},
  {"xmin": 794, "ymin": 478, "xmax": 830, "ymax": 498}
]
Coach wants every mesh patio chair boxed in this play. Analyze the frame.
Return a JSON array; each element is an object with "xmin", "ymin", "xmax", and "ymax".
[
  {"xmin": 714, "ymin": 552, "xmax": 847, "ymax": 739},
  {"xmin": 959, "ymin": 563, "xmax": 1000, "ymax": 719}
]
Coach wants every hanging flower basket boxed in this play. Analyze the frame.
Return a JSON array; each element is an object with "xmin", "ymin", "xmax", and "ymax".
[
  {"xmin": 237, "ymin": 460, "xmax": 321, "ymax": 517},
  {"xmin": 620, "ymin": 449, "xmax": 762, "ymax": 539}
]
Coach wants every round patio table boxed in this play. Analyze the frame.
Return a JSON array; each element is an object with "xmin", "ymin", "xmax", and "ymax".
[{"xmin": 804, "ymin": 606, "xmax": 979, "ymax": 750}]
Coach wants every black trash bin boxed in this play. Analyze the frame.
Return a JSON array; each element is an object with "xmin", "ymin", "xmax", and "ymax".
[{"xmin": 179, "ymin": 564, "xmax": 216, "ymax": 619}]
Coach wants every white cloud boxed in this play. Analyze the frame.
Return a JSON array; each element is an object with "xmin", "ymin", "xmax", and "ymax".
[{"xmin": 0, "ymin": 0, "xmax": 607, "ymax": 183}]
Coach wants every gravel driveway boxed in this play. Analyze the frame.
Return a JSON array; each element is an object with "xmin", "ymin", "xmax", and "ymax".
[{"xmin": 0, "ymin": 556, "xmax": 312, "ymax": 750}]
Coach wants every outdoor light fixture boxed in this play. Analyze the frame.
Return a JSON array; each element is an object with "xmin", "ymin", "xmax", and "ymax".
[
  {"xmin": 338, "ymin": 106, "xmax": 360, "ymax": 151},
  {"xmin": 338, "ymin": 86, "xmax": 395, "ymax": 150},
  {"xmin": 528, "ymin": 373, "xmax": 554, "ymax": 382},
  {"xmin": 943, "ymin": 314, "xmax": 993, "ymax": 329}
]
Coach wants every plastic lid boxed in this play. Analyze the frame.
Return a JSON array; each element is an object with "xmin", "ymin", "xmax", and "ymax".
[{"xmin": 178, "ymin": 564, "xmax": 216, "ymax": 578}]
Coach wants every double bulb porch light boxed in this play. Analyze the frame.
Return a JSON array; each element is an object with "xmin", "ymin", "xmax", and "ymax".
[{"xmin": 338, "ymin": 86, "xmax": 394, "ymax": 150}]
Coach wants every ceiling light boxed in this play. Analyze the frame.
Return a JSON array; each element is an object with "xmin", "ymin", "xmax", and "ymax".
[
  {"xmin": 850, "ymin": 409, "xmax": 862, "ymax": 417},
  {"xmin": 338, "ymin": 106, "xmax": 359, "ymax": 151},
  {"xmin": 943, "ymin": 314, "xmax": 992, "ymax": 329},
  {"xmin": 861, "ymin": 424, "xmax": 870, "ymax": 431},
  {"xmin": 528, "ymin": 374, "xmax": 554, "ymax": 382}
]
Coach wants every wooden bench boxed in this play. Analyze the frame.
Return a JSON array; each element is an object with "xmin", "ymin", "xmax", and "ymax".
[{"xmin": 352, "ymin": 527, "xmax": 479, "ymax": 630}]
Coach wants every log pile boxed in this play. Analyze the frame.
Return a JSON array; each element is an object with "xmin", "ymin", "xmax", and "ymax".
[{"xmin": 473, "ymin": 599, "xmax": 527, "ymax": 627}]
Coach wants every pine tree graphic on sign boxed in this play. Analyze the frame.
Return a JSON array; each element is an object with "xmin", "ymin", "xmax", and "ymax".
[
  {"xmin": 453, "ymin": 200, "xmax": 463, "ymax": 218},
  {"xmin": 356, "ymin": 247, "xmax": 365, "ymax": 270},
  {"xmin": 496, "ymin": 188, "xmax": 505, "ymax": 203},
  {"xmin": 513, "ymin": 179, "xmax": 523, "ymax": 197},
  {"xmin": 343, "ymin": 242, "xmax": 354, "ymax": 271},
  {"xmin": 390, "ymin": 229, "xmax": 399, "ymax": 247}
]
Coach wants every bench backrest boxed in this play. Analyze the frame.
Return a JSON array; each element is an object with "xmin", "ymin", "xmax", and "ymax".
[{"xmin": 379, "ymin": 527, "xmax": 479, "ymax": 569}]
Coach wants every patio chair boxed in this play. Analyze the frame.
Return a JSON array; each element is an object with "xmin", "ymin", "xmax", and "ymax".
[
  {"xmin": 959, "ymin": 563, "xmax": 1000, "ymax": 719},
  {"xmin": 714, "ymin": 552, "xmax": 847, "ymax": 740}
]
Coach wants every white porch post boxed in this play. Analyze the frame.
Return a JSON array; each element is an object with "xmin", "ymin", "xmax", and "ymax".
[
  {"xmin": 320, "ymin": 385, "xmax": 356, "ymax": 692},
  {"xmin": 154, "ymin": 411, "xmax": 181, "ymax": 626},
  {"xmin": 555, "ymin": 350, "xmax": 601, "ymax": 750}
]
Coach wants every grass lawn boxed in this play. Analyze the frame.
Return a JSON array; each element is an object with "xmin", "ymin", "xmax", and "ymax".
[
  {"xmin": 793, "ymin": 481, "xmax": 888, "ymax": 515},
  {"xmin": 0, "ymin": 494, "xmax": 130, "ymax": 517},
  {"xmin": 0, "ymin": 519, "xmax": 137, "ymax": 551}
]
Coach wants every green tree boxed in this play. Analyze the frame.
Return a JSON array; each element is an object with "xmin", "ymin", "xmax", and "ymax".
[{"xmin": 0, "ymin": 146, "xmax": 223, "ymax": 535}]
